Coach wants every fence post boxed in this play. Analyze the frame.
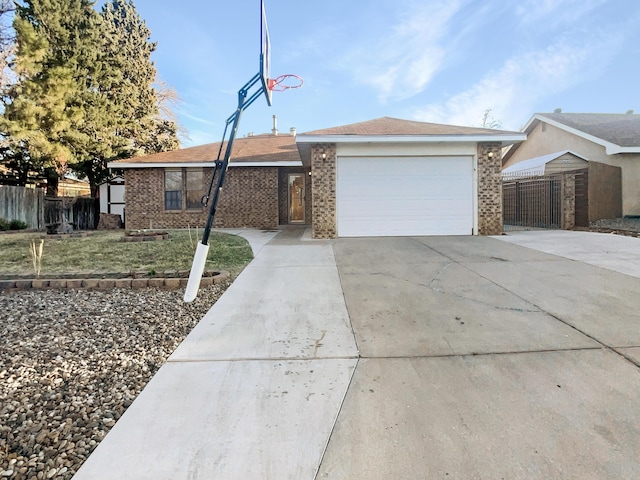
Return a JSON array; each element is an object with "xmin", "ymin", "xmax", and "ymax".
[{"xmin": 561, "ymin": 173, "xmax": 576, "ymax": 230}]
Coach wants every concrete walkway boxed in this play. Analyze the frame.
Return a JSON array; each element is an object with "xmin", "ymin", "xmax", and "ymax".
[
  {"xmin": 493, "ymin": 229, "xmax": 640, "ymax": 279},
  {"xmin": 74, "ymin": 228, "xmax": 640, "ymax": 479}
]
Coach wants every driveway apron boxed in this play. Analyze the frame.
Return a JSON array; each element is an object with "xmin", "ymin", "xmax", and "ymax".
[{"xmin": 320, "ymin": 235, "xmax": 640, "ymax": 479}]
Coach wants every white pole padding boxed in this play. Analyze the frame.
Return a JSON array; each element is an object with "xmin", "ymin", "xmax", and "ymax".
[{"xmin": 183, "ymin": 241, "xmax": 210, "ymax": 303}]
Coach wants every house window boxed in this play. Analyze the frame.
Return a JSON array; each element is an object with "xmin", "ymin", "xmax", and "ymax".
[
  {"xmin": 164, "ymin": 168, "xmax": 203, "ymax": 211},
  {"xmin": 164, "ymin": 170, "xmax": 182, "ymax": 210},
  {"xmin": 186, "ymin": 170, "xmax": 203, "ymax": 209}
]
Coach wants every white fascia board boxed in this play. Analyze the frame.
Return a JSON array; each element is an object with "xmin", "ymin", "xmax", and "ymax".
[
  {"xmin": 229, "ymin": 161, "xmax": 303, "ymax": 167},
  {"xmin": 534, "ymin": 114, "xmax": 640, "ymax": 155},
  {"xmin": 108, "ymin": 161, "xmax": 302, "ymax": 169},
  {"xmin": 107, "ymin": 162, "xmax": 214, "ymax": 169},
  {"xmin": 296, "ymin": 134, "xmax": 527, "ymax": 146}
]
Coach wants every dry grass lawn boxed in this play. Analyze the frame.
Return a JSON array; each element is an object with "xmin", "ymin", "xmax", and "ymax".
[{"xmin": 0, "ymin": 230, "xmax": 253, "ymax": 278}]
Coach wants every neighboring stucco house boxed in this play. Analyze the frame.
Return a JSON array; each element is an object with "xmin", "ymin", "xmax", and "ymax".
[
  {"xmin": 502, "ymin": 112, "xmax": 640, "ymax": 216},
  {"xmin": 111, "ymin": 117, "xmax": 525, "ymax": 238}
]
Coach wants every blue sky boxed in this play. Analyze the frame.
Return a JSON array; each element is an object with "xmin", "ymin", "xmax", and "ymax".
[{"xmin": 129, "ymin": 0, "xmax": 640, "ymax": 147}]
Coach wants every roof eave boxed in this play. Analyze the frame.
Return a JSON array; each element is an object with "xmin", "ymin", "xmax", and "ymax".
[
  {"xmin": 533, "ymin": 114, "xmax": 640, "ymax": 155},
  {"xmin": 107, "ymin": 161, "xmax": 302, "ymax": 169},
  {"xmin": 296, "ymin": 134, "xmax": 527, "ymax": 146}
]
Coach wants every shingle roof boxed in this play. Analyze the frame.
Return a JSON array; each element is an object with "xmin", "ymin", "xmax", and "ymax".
[
  {"xmin": 538, "ymin": 113, "xmax": 640, "ymax": 147},
  {"xmin": 110, "ymin": 134, "xmax": 300, "ymax": 166},
  {"xmin": 301, "ymin": 116, "xmax": 522, "ymax": 136}
]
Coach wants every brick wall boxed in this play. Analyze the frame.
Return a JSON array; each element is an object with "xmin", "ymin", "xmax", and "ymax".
[
  {"xmin": 215, "ymin": 167, "xmax": 279, "ymax": 228},
  {"xmin": 124, "ymin": 167, "xmax": 279, "ymax": 230},
  {"xmin": 310, "ymin": 144, "xmax": 337, "ymax": 239},
  {"xmin": 477, "ymin": 142, "xmax": 503, "ymax": 235}
]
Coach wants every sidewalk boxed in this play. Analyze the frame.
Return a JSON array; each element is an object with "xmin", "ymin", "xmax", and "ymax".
[
  {"xmin": 493, "ymin": 229, "xmax": 640, "ymax": 278},
  {"xmin": 73, "ymin": 228, "xmax": 359, "ymax": 479}
]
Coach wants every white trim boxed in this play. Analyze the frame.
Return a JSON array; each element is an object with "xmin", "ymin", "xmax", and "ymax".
[
  {"xmin": 533, "ymin": 114, "xmax": 640, "ymax": 155},
  {"xmin": 297, "ymin": 133, "xmax": 526, "ymax": 145},
  {"xmin": 229, "ymin": 161, "xmax": 303, "ymax": 167},
  {"xmin": 108, "ymin": 161, "xmax": 302, "ymax": 169},
  {"xmin": 336, "ymin": 142, "xmax": 478, "ymax": 156}
]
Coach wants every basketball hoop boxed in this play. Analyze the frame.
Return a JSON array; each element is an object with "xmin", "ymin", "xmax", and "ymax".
[{"xmin": 268, "ymin": 74, "xmax": 304, "ymax": 92}]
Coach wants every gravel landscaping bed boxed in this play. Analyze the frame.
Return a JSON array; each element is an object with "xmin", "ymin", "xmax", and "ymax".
[{"xmin": 0, "ymin": 283, "xmax": 229, "ymax": 479}]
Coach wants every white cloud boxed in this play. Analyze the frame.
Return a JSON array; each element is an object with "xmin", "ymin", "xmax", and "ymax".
[
  {"xmin": 413, "ymin": 32, "xmax": 623, "ymax": 130},
  {"xmin": 515, "ymin": 0, "xmax": 609, "ymax": 27},
  {"xmin": 339, "ymin": 0, "xmax": 468, "ymax": 102}
]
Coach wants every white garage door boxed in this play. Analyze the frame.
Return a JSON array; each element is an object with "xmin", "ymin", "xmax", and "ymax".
[{"xmin": 336, "ymin": 156, "xmax": 474, "ymax": 237}]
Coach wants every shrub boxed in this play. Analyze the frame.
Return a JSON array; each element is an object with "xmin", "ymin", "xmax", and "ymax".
[
  {"xmin": 0, "ymin": 218, "xmax": 9, "ymax": 231},
  {"xmin": 9, "ymin": 219, "xmax": 28, "ymax": 230}
]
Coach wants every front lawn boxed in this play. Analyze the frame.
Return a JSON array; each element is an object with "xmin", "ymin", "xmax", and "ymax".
[{"xmin": 0, "ymin": 230, "xmax": 253, "ymax": 278}]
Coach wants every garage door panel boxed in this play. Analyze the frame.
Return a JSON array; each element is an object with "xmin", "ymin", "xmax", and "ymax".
[{"xmin": 337, "ymin": 156, "xmax": 474, "ymax": 237}]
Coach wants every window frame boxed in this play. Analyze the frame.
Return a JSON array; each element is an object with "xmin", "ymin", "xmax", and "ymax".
[{"xmin": 163, "ymin": 167, "xmax": 204, "ymax": 211}]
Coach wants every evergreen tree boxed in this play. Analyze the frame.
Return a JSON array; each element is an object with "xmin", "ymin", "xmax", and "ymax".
[
  {"xmin": 100, "ymin": 0, "xmax": 178, "ymax": 155},
  {"xmin": 71, "ymin": 0, "xmax": 179, "ymax": 195},
  {"xmin": 0, "ymin": 0, "xmax": 102, "ymax": 196}
]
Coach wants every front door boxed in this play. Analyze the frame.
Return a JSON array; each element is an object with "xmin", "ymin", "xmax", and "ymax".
[{"xmin": 288, "ymin": 174, "xmax": 305, "ymax": 223}]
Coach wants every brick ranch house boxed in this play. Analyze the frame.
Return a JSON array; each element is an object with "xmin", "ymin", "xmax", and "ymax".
[{"xmin": 110, "ymin": 117, "xmax": 526, "ymax": 238}]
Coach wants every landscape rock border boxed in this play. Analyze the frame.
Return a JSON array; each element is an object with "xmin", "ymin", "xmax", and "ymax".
[{"xmin": 0, "ymin": 270, "xmax": 229, "ymax": 291}]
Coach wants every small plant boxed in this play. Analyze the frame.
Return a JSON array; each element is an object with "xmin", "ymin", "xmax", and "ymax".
[
  {"xmin": 148, "ymin": 269, "xmax": 157, "ymax": 277},
  {"xmin": 187, "ymin": 224, "xmax": 200, "ymax": 249},
  {"xmin": 9, "ymin": 219, "xmax": 28, "ymax": 230},
  {"xmin": 0, "ymin": 218, "xmax": 9, "ymax": 231},
  {"xmin": 30, "ymin": 239, "xmax": 44, "ymax": 278}
]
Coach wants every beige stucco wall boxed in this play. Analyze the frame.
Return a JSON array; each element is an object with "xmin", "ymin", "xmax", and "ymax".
[{"xmin": 505, "ymin": 121, "xmax": 640, "ymax": 216}]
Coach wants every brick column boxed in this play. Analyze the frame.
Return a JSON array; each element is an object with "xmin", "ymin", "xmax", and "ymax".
[
  {"xmin": 561, "ymin": 173, "xmax": 576, "ymax": 230},
  {"xmin": 311, "ymin": 144, "xmax": 337, "ymax": 239},
  {"xmin": 477, "ymin": 142, "xmax": 503, "ymax": 235}
]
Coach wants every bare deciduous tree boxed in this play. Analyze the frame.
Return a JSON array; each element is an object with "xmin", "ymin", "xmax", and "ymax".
[
  {"xmin": 154, "ymin": 77, "xmax": 189, "ymax": 143},
  {"xmin": 480, "ymin": 108, "xmax": 503, "ymax": 129}
]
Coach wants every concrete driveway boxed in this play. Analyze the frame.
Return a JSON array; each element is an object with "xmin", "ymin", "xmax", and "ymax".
[
  {"xmin": 75, "ymin": 230, "xmax": 640, "ymax": 479},
  {"xmin": 320, "ymin": 235, "xmax": 640, "ymax": 479}
]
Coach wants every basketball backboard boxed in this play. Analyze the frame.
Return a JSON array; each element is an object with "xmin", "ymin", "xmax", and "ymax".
[{"xmin": 260, "ymin": 0, "xmax": 272, "ymax": 106}]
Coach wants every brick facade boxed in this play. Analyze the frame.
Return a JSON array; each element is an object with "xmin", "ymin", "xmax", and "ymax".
[
  {"xmin": 310, "ymin": 144, "xmax": 337, "ymax": 239},
  {"xmin": 477, "ymin": 142, "xmax": 503, "ymax": 235},
  {"xmin": 124, "ymin": 167, "xmax": 279, "ymax": 230}
]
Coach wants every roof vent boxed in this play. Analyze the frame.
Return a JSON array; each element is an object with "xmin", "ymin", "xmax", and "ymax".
[
  {"xmin": 248, "ymin": 132, "xmax": 254, "ymax": 137},
  {"xmin": 626, "ymin": 109, "xmax": 634, "ymax": 115},
  {"xmin": 553, "ymin": 108, "xmax": 562, "ymax": 113},
  {"xmin": 290, "ymin": 127, "xmax": 296, "ymax": 137},
  {"xmin": 272, "ymin": 114, "xmax": 278, "ymax": 136}
]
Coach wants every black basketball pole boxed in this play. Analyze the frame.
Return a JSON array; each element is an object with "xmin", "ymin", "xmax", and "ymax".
[{"xmin": 184, "ymin": 73, "xmax": 268, "ymax": 302}]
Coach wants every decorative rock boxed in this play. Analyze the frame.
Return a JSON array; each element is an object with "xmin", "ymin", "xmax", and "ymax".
[
  {"xmin": 81, "ymin": 279, "xmax": 100, "ymax": 289},
  {"xmin": 163, "ymin": 278, "xmax": 180, "ymax": 289},
  {"xmin": 0, "ymin": 284, "xmax": 229, "ymax": 478},
  {"xmin": 0, "ymin": 280, "xmax": 16, "ymax": 290},
  {"xmin": 98, "ymin": 279, "xmax": 116, "ymax": 289},
  {"xmin": 48, "ymin": 279, "xmax": 68, "ymax": 289},
  {"xmin": 15, "ymin": 279, "xmax": 32, "ymax": 289},
  {"xmin": 113, "ymin": 279, "xmax": 131, "ymax": 288},
  {"xmin": 66, "ymin": 279, "xmax": 83, "ymax": 289},
  {"xmin": 148, "ymin": 278, "xmax": 165, "ymax": 288},
  {"xmin": 131, "ymin": 278, "xmax": 149, "ymax": 289}
]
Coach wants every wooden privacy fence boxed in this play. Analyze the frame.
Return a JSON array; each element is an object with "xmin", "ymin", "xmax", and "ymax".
[
  {"xmin": 502, "ymin": 171, "xmax": 580, "ymax": 231},
  {"xmin": 0, "ymin": 185, "xmax": 45, "ymax": 229},
  {"xmin": 44, "ymin": 197, "xmax": 99, "ymax": 231}
]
